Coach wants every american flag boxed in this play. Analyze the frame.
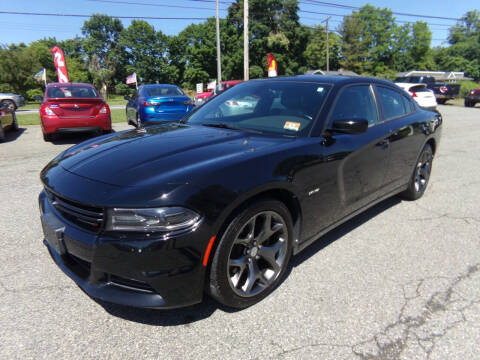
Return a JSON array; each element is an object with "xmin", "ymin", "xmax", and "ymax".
[{"xmin": 126, "ymin": 72, "xmax": 137, "ymax": 85}]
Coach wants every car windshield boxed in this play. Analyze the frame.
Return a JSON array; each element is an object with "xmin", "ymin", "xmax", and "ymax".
[
  {"xmin": 47, "ymin": 86, "xmax": 99, "ymax": 98},
  {"xmin": 185, "ymin": 81, "xmax": 330, "ymax": 137},
  {"xmin": 143, "ymin": 86, "xmax": 184, "ymax": 97}
]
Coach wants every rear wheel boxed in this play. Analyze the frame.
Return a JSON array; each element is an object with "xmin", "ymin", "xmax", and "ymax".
[
  {"xmin": 43, "ymin": 133, "xmax": 53, "ymax": 142},
  {"xmin": 0, "ymin": 121, "xmax": 5, "ymax": 142},
  {"xmin": 208, "ymin": 199, "xmax": 293, "ymax": 309},
  {"xmin": 400, "ymin": 144, "xmax": 433, "ymax": 200},
  {"xmin": 2, "ymin": 100, "xmax": 16, "ymax": 112},
  {"xmin": 12, "ymin": 113, "xmax": 19, "ymax": 131},
  {"xmin": 437, "ymin": 99, "xmax": 446, "ymax": 105}
]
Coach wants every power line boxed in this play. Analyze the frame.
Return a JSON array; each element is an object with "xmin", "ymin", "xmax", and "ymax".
[
  {"xmin": 0, "ymin": 11, "xmax": 209, "ymax": 20},
  {"xmin": 86, "ymin": 0, "xmax": 230, "ymax": 11},
  {"xmin": 298, "ymin": 0, "xmax": 461, "ymax": 21}
]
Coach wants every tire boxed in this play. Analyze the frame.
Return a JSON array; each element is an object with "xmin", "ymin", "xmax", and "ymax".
[
  {"xmin": 465, "ymin": 100, "xmax": 472, "ymax": 107},
  {"xmin": 399, "ymin": 144, "xmax": 433, "ymax": 201},
  {"xmin": 43, "ymin": 133, "xmax": 52, "ymax": 142},
  {"xmin": 208, "ymin": 199, "xmax": 293, "ymax": 309},
  {"xmin": 0, "ymin": 121, "xmax": 4, "ymax": 142},
  {"xmin": 12, "ymin": 113, "xmax": 19, "ymax": 131},
  {"xmin": 437, "ymin": 99, "xmax": 446, "ymax": 105},
  {"xmin": 2, "ymin": 99, "xmax": 16, "ymax": 112}
]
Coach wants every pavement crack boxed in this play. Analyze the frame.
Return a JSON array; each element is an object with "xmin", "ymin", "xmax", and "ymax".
[{"xmin": 351, "ymin": 263, "xmax": 480, "ymax": 360}]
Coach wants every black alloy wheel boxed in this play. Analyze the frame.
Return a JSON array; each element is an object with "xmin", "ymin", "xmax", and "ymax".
[
  {"xmin": 400, "ymin": 144, "xmax": 433, "ymax": 200},
  {"xmin": 209, "ymin": 200, "xmax": 293, "ymax": 308}
]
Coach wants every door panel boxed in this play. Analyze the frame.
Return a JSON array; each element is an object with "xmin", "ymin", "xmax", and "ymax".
[{"xmin": 299, "ymin": 84, "xmax": 390, "ymax": 240}]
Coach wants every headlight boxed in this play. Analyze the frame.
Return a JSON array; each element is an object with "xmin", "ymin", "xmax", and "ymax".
[{"xmin": 106, "ymin": 207, "xmax": 200, "ymax": 232}]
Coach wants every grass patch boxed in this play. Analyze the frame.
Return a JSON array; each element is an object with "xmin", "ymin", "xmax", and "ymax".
[{"xmin": 17, "ymin": 108, "xmax": 126, "ymax": 126}]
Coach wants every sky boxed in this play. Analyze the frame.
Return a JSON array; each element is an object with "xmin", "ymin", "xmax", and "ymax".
[{"xmin": 0, "ymin": 0, "xmax": 478, "ymax": 47}]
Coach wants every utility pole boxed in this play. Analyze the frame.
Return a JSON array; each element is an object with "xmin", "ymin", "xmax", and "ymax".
[
  {"xmin": 322, "ymin": 17, "xmax": 331, "ymax": 72},
  {"xmin": 215, "ymin": 0, "xmax": 222, "ymax": 85},
  {"xmin": 243, "ymin": 0, "xmax": 249, "ymax": 81}
]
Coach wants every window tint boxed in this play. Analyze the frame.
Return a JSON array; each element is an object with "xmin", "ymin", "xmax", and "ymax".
[
  {"xmin": 401, "ymin": 96, "xmax": 413, "ymax": 113},
  {"xmin": 186, "ymin": 81, "xmax": 331, "ymax": 137},
  {"xmin": 376, "ymin": 86, "xmax": 407, "ymax": 120},
  {"xmin": 47, "ymin": 86, "xmax": 98, "ymax": 98},
  {"xmin": 330, "ymin": 85, "xmax": 378, "ymax": 125},
  {"xmin": 143, "ymin": 86, "xmax": 183, "ymax": 97}
]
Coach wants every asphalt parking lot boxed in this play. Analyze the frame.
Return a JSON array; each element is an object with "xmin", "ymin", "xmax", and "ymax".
[{"xmin": 1, "ymin": 105, "xmax": 479, "ymax": 360}]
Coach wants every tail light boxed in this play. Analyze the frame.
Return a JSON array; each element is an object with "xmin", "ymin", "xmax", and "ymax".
[
  {"xmin": 183, "ymin": 100, "xmax": 194, "ymax": 106},
  {"xmin": 143, "ymin": 101, "xmax": 158, "ymax": 107},
  {"xmin": 44, "ymin": 107, "xmax": 55, "ymax": 115},
  {"xmin": 410, "ymin": 91, "xmax": 417, "ymax": 98},
  {"xmin": 99, "ymin": 105, "xmax": 109, "ymax": 114}
]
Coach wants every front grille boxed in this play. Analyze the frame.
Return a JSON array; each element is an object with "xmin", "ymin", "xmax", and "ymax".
[
  {"xmin": 108, "ymin": 274, "xmax": 155, "ymax": 293},
  {"xmin": 46, "ymin": 190, "xmax": 104, "ymax": 231}
]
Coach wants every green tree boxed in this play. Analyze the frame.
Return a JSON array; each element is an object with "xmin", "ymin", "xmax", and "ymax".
[
  {"xmin": 82, "ymin": 14, "xmax": 124, "ymax": 98},
  {"xmin": 119, "ymin": 20, "xmax": 177, "ymax": 84},
  {"xmin": 303, "ymin": 25, "xmax": 340, "ymax": 71}
]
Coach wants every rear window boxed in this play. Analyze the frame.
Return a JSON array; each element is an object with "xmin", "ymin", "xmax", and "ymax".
[
  {"xmin": 47, "ymin": 86, "xmax": 99, "ymax": 98},
  {"xmin": 143, "ymin": 86, "xmax": 184, "ymax": 97}
]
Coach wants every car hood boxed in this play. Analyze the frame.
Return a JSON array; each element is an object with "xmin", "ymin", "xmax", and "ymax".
[{"xmin": 50, "ymin": 123, "xmax": 290, "ymax": 187}]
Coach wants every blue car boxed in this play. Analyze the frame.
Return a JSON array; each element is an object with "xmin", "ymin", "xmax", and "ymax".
[{"xmin": 125, "ymin": 84, "xmax": 194, "ymax": 126}]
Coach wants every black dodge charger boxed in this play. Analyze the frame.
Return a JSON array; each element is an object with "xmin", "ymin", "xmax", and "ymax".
[{"xmin": 39, "ymin": 75, "xmax": 442, "ymax": 309}]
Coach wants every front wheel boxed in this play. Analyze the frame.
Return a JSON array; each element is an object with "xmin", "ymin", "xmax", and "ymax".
[
  {"xmin": 400, "ymin": 144, "xmax": 433, "ymax": 200},
  {"xmin": 208, "ymin": 200, "xmax": 293, "ymax": 309}
]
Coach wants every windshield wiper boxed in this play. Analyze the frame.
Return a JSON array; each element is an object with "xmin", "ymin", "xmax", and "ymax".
[
  {"xmin": 201, "ymin": 123, "xmax": 241, "ymax": 130},
  {"xmin": 201, "ymin": 123, "xmax": 263, "ymax": 134}
]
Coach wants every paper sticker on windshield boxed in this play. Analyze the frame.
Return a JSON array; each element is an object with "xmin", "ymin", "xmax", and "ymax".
[{"xmin": 284, "ymin": 121, "xmax": 301, "ymax": 131}]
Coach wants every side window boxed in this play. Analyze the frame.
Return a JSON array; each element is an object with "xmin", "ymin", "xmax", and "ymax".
[
  {"xmin": 401, "ymin": 95, "xmax": 413, "ymax": 113},
  {"xmin": 330, "ymin": 85, "xmax": 378, "ymax": 126},
  {"xmin": 376, "ymin": 86, "xmax": 407, "ymax": 120}
]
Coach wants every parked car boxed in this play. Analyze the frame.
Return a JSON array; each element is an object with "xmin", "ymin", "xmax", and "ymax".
[
  {"xmin": 0, "ymin": 101, "xmax": 19, "ymax": 141},
  {"xmin": 39, "ymin": 75, "xmax": 441, "ymax": 309},
  {"xmin": 464, "ymin": 88, "xmax": 480, "ymax": 107},
  {"xmin": 125, "ymin": 84, "xmax": 194, "ymax": 127},
  {"xmin": 394, "ymin": 76, "xmax": 460, "ymax": 104},
  {"xmin": 0, "ymin": 92, "xmax": 26, "ymax": 111},
  {"xmin": 395, "ymin": 83, "xmax": 437, "ymax": 111},
  {"xmin": 40, "ymin": 83, "xmax": 112, "ymax": 141},
  {"xmin": 194, "ymin": 80, "xmax": 243, "ymax": 105}
]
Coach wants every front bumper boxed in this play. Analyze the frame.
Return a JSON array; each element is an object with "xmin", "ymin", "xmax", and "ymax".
[{"xmin": 39, "ymin": 190, "xmax": 209, "ymax": 309}]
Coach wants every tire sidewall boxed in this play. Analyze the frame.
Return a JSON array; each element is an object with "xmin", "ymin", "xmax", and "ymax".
[
  {"xmin": 406, "ymin": 144, "xmax": 433, "ymax": 200},
  {"xmin": 209, "ymin": 199, "xmax": 294, "ymax": 309},
  {"xmin": 12, "ymin": 113, "xmax": 18, "ymax": 131}
]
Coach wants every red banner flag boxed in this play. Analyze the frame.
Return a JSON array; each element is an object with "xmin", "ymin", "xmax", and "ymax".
[
  {"xmin": 50, "ymin": 46, "xmax": 69, "ymax": 83},
  {"xmin": 267, "ymin": 53, "xmax": 278, "ymax": 77}
]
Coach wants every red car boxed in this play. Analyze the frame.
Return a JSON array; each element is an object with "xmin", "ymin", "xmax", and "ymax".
[
  {"xmin": 194, "ymin": 80, "xmax": 243, "ymax": 105},
  {"xmin": 40, "ymin": 83, "xmax": 112, "ymax": 141}
]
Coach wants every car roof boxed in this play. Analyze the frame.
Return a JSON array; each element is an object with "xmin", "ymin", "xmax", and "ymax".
[
  {"xmin": 250, "ymin": 75, "xmax": 396, "ymax": 87},
  {"xmin": 46, "ymin": 82, "xmax": 95, "ymax": 88},
  {"xmin": 140, "ymin": 84, "xmax": 180, "ymax": 88}
]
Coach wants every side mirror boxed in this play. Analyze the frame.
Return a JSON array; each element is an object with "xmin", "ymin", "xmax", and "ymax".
[
  {"xmin": 124, "ymin": 95, "xmax": 130, "ymax": 101},
  {"xmin": 331, "ymin": 118, "xmax": 368, "ymax": 135}
]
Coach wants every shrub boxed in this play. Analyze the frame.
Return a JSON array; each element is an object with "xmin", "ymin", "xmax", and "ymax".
[
  {"xmin": 458, "ymin": 80, "xmax": 480, "ymax": 98},
  {"xmin": 26, "ymin": 88, "xmax": 44, "ymax": 101}
]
